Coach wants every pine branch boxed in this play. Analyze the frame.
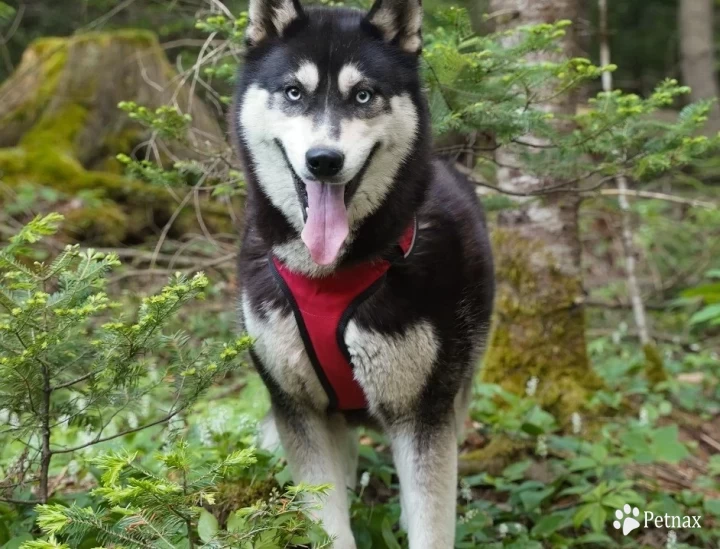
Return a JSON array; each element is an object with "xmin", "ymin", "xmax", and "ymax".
[{"xmin": 52, "ymin": 408, "xmax": 185, "ymax": 454}]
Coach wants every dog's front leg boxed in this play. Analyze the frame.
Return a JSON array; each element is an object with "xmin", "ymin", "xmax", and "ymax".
[
  {"xmin": 273, "ymin": 405, "xmax": 356, "ymax": 549},
  {"xmin": 390, "ymin": 417, "xmax": 457, "ymax": 549}
]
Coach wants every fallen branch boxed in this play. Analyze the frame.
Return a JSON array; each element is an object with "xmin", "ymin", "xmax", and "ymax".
[{"xmin": 594, "ymin": 189, "xmax": 717, "ymax": 209}]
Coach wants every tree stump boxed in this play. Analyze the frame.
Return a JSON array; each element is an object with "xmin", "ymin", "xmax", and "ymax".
[{"xmin": 0, "ymin": 30, "xmax": 234, "ymax": 244}]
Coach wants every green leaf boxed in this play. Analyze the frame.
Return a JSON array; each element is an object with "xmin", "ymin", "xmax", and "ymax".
[
  {"xmin": 197, "ymin": 509, "xmax": 219, "ymax": 543},
  {"xmin": 568, "ymin": 456, "xmax": 596, "ymax": 472},
  {"xmin": 689, "ymin": 304, "xmax": 720, "ymax": 325},
  {"xmin": 227, "ymin": 511, "xmax": 246, "ymax": 533},
  {"xmin": 520, "ymin": 487, "xmax": 555, "ymax": 511},
  {"xmin": 380, "ymin": 517, "xmax": 401, "ymax": 549},
  {"xmin": 502, "ymin": 460, "xmax": 531, "ymax": 480},
  {"xmin": 704, "ymin": 499, "xmax": 720, "ymax": 517},
  {"xmin": 531, "ymin": 513, "xmax": 566, "ymax": 537},
  {"xmin": 2, "ymin": 534, "xmax": 33, "ymax": 549},
  {"xmin": 649, "ymin": 425, "xmax": 689, "ymax": 463},
  {"xmin": 588, "ymin": 505, "xmax": 607, "ymax": 533},
  {"xmin": 573, "ymin": 503, "xmax": 598, "ymax": 528},
  {"xmin": 571, "ymin": 532, "xmax": 614, "ymax": 545}
]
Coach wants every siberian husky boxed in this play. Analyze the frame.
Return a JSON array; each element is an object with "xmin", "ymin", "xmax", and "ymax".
[{"xmin": 232, "ymin": 0, "xmax": 495, "ymax": 546}]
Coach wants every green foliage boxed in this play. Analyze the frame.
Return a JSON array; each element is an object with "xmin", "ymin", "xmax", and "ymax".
[
  {"xmin": 682, "ymin": 270, "xmax": 720, "ymax": 328},
  {"xmin": 117, "ymin": 103, "xmax": 193, "ymax": 141},
  {"xmin": 0, "ymin": 3, "xmax": 15, "ymax": 24},
  {"xmin": 424, "ymin": 9, "xmax": 720, "ymax": 192},
  {"xmin": 0, "ymin": 213, "xmax": 250, "ymax": 506},
  {"xmin": 114, "ymin": 103, "xmax": 245, "ymax": 197},
  {"xmin": 25, "ymin": 443, "xmax": 330, "ymax": 548},
  {"xmin": 195, "ymin": 14, "xmax": 249, "ymax": 45}
]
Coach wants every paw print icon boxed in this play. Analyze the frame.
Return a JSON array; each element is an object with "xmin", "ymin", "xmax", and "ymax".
[{"xmin": 613, "ymin": 504, "xmax": 641, "ymax": 536}]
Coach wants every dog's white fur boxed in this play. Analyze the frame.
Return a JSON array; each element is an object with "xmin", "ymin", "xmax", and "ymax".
[
  {"xmin": 242, "ymin": 294, "xmax": 329, "ymax": 409},
  {"xmin": 337, "ymin": 63, "xmax": 364, "ymax": 97},
  {"xmin": 240, "ymin": 83, "xmax": 419, "ymax": 276},
  {"xmin": 296, "ymin": 61, "xmax": 320, "ymax": 93},
  {"xmin": 344, "ymin": 319, "xmax": 438, "ymax": 417}
]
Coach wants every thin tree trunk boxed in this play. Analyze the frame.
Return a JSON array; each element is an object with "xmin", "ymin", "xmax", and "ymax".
[
  {"xmin": 679, "ymin": 0, "xmax": 720, "ymax": 135},
  {"xmin": 39, "ymin": 364, "xmax": 52, "ymax": 504},
  {"xmin": 481, "ymin": 0, "xmax": 600, "ymax": 420},
  {"xmin": 599, "ymin": 0, "xmax": 666, "ymax": 383}
]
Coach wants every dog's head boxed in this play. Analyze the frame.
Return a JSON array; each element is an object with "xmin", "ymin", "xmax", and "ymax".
[{"xmin": 235, "ymin": 0, "xmax": 424, "ymax": 266}]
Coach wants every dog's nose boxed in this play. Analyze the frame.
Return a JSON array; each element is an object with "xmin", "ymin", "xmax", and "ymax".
[{"xmin": 306, "ymin": 147, "xmax": 344, "ymax": 178}]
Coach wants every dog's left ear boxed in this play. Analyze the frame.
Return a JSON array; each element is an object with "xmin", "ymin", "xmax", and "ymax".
[
  {"xmin": 246, "ymin": 0, "xmax": 305, "ymax": 46},
  {"xmin": 364, "ymin": 0, "xmax": 423, "ymax": 54}
]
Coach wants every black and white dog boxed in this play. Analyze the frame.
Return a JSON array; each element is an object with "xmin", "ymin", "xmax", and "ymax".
[{"xmin": 233, "ymin": 0, "xmax": 495, "ymax": 545}]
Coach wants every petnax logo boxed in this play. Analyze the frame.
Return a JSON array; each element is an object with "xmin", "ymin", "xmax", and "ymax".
[{"xmin": 612, "ymin": 503, "xmax": 702, "ymax": 536}]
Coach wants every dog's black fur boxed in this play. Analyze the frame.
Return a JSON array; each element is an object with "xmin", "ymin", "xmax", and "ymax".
[{"xmin": 232, "ymin": 3, "xmax": 495, "ymax": 546}]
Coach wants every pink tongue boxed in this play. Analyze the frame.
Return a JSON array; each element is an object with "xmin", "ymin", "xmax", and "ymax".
[{"xmin": 301, "ymin": 181, "xmax": 349, "ymax": 265}]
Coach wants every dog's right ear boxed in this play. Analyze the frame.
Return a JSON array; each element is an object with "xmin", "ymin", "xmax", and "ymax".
[
  {"xmin": 364, "ymin": 0, "xmax": 423, "ymax": 54},
  {"xmin": 246, "ymin": 0, "xmax": 305, "ymax": 47}
]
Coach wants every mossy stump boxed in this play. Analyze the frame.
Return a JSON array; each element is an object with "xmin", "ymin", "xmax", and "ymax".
[
  {"xmin": 482, "ymin": 228, "xmax": 603, "ymax": 423},
  {"xmin": 0, "ymin": 30, "xmax": 234, "ymax": 245}
]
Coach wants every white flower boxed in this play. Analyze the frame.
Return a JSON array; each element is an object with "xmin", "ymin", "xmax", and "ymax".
[
  {"xmin": 68, "ymin": 460, "xmax": 80, "ymax": 476},
  {"xmin": 127, "ymin": 413, "xmax": 139, "ymax": 430},
  {"xmin": 639, "ymin": 407, "xmax": 649, "ymax": 426},
  {"xmin": 460, "ymin": 480, "xmax": 472, "ymax": 501},
  {"xmin": 198, "ymin": 423, "xmax": 213, "ymax": 447},
  {"xmin": 498, "ymin": 523, "xmax": 509, "ymax": 538},
  {"xmin": 459, "ymin": 508, "xmax": 478, "ymax": 524},
  {"xmin": 525, "ymin": 376, "xmax": 539, "ymax": 397},
  {"xmin": 360, "ymin": 471, "xmax": 370, "ymax": 489},
  {"xmin": 571, "ymin": 412, "xmax": 582, "ymax": 435},
  {"xmin": 666, "ymin": 530, "xmax": 677, "ymax": 549},
  {"xmin": 536, "ymin": 435, "xmax": 548, "ymax": 458},
  {"xmin": 209, "ymin": 410, "xmax": 228, "ymax": 434},
  {"xmin": 141, "ymin": 395, "xmax": 151, "ymax": 416}
]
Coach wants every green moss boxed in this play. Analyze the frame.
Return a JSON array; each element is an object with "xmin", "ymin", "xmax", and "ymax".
[
  {"xmin": 0, "ymin": 39, "xmax": 68, "ymax": 130},
  {"xmin": 214, "ymin": 478, "xmax": 278, "ymax": 525},
  {"xmin": 0, "ymin": 29, "xmax": 236, "ymax": 245},
  {"xmin": 482, "ymin": 228, "xmax": 603, "ymax": 423},
  {"xmin": 643, "ymin": 343, "xmax": 668, "ymax": 385},
  {"xmin": 459, "ymin": 436, "xmax": 528, "ymax": 475},
  {"xmin": 73, "ymin": 29, "xmax": 159, "ymax": 48},
  {"xmin": 21, "ymin": 104, "xmax": 89, "ymax": 154},
  {"xmin": 0, "ymin": 144, "xmax": 236, "ymax": 245},
  {"xmin": 64, "ymin": 204, "xmax": 129, "ymax": 244}
]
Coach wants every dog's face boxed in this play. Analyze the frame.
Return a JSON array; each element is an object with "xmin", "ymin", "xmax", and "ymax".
[{"xmin": 237, "ymin": 0, "xmax": 423, "ymax": 266}]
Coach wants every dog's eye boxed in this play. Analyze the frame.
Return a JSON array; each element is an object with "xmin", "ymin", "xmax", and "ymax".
[
  {"xmin": 355, "ymin": 90, "xmax": 373, "ymax": 104},
  {"xmin": 285, "ymin": 86, "xmax": 302, "ymax": 101}
]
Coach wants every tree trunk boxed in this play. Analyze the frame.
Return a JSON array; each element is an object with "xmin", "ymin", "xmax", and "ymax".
[
  {"xmin": 679, "ymin": 0, "xmax": 720, "ymax": 135},
  {"xmin": 481, "ymin": 0, "xmax": 600, "ymax": 420},
  {"xmin": 0, "ymin": 31, "xmax": 234, "ymax": 245}
]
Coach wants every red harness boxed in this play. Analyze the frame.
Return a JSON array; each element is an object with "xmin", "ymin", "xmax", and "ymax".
[{"xmin": 269, "ymin": 220, "xmax": 416, "ymax": 411}]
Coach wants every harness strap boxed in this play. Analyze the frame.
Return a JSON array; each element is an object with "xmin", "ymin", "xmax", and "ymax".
[{"xmin": 269, "ymin": 219, "xmax": 416, "ymax": 411}]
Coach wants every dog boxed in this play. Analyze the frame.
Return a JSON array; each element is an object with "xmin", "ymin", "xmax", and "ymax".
[{"xmin": 232, "ymin": 0, "xmax": 495, "ymax": 546}]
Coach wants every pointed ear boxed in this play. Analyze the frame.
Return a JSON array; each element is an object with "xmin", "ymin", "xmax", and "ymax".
[
  {"xmin": 364, "ymin": 0, "xmax": 423, "ymax": 54},
  {"xmin": 246, "ymin": 0, "xmax": 305, "ymax": 46}
]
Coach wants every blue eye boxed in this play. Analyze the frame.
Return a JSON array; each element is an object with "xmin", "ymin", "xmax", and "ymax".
[
  {"xmin": 286, "ymin": 86, "xmax": 302, "ymax": 101},
  {"xmin": 355, "ymin": 89, "xmax": 373, "ymax": 104}
]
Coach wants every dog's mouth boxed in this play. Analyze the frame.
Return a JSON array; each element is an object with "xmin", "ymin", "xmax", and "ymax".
[{"xmin": 274, "ymin": 139, "xmax": 378, "ymax": 266}]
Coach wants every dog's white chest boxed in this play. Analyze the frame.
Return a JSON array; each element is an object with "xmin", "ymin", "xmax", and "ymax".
[
  {"xmin": 344, "ymin": 320, "xmax": 439, "ymax": 414},
  {"xmin": 243, "ymin": 293, "xmax": 439, "ymax": 414},
  {"xmin": 242, "ymin": 295, "xmax": 330, "ymax": 409}
]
